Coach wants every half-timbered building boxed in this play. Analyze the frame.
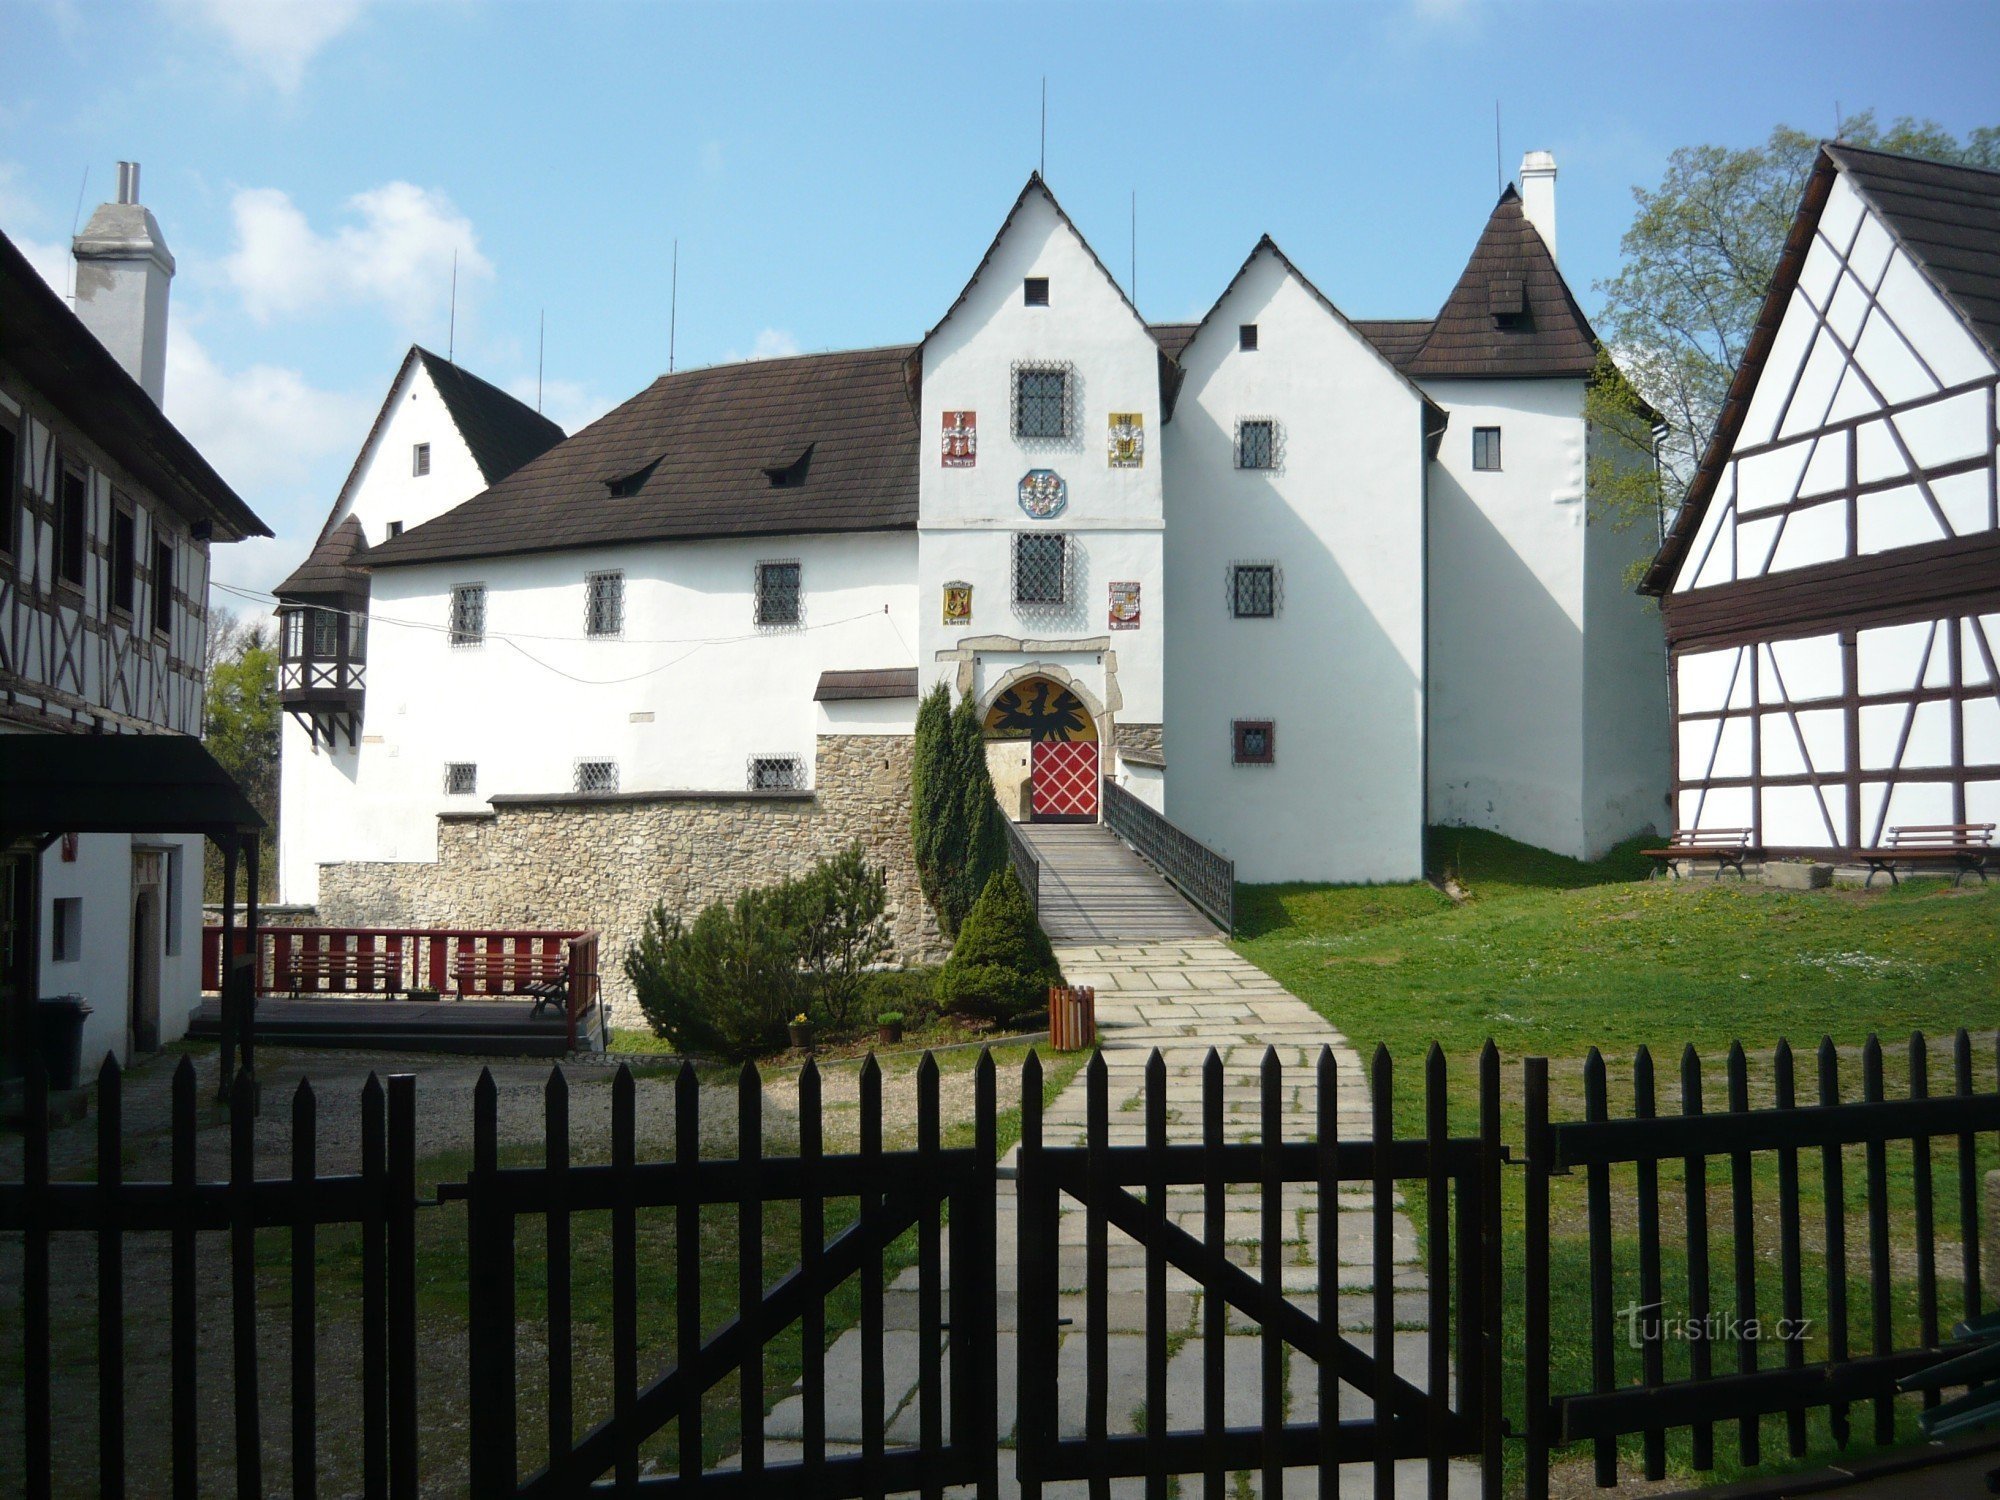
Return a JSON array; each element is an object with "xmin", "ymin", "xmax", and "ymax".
[
  {"xmin": 1, "ymin": 165, "xmax": 269, "ymax": 1071},
  {"xmin": 1644, "ymin": 145, "xmax": 2000, "ymax": 855}
]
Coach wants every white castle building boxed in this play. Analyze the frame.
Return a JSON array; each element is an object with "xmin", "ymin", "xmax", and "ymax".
[{"xmin": 276, "ymin": 157, "xmax": 1667, "ymax": 974}]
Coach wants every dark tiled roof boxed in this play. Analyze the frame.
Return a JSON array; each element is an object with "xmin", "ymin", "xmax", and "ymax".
[
  {"xmin": 1644, "ymin": 144, "xmax": 2000, "ymax": 595},
  {"xmin": 368, "ymin": 345, "xmax": 920, "ymax": 568},
  {"xmin": 1402, "ymin": 188, "xmax": 1600, "ymax": 380},
  {"xmin": 1149, "ymin": 322, "xmax": 1198, "ymax": 361},
  {"xmin": 0, "ymin": 227, "xmax": 267, "ymax": 541},
  {"xmin": 274, "ymin": 515, "xmax": 369, "ymax": 603},
  {"xmin": 1824, "ymin": 143, "xmax": 2000, "ymax": 364},
  {"xmin": 414, "ymin": 348, "xmax": 565, "ymax": 484},
  {"xmin": 1353, "ymin": 319, "xmax": 1435, "ymax": 367},
  {"xmin": 814, "ymin": 667, "xmax": 919, "ymax": 701}
]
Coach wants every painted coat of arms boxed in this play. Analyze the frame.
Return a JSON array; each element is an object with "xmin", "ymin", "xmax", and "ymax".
[
  {"xmin": 942, "ymin": 410, "xmax": 976, "ymax": 468},
  {"xmin": 1018, "ymin": 469, "xmax": 1067, "ymax": 519},
  {"xmin": 1109, "ymin": 580, "xmax": 1141, "ymax": 630},
  {"xmin": 942, "ymin": 580, "xmax": 973, "ymax": 625},
  {"xmin": 1108, "ymin": 412, "xmax": 1144, "ymax": 468}
]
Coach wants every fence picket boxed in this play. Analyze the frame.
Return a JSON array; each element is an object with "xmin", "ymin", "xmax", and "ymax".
[
  {"xmin": 1144, "ymin": 1049, "xmax": 1168, "ymax": 1500},
  {"xmin": 1726, "ymin": 1041, "xmax": 1761, "ymax": 1465},
  {"xmin": 387, "ymin": 1074, "xmax": 418, "ymax": 1498},
  {"xmin": 1863, "ymin": 1035, "xmax": 1893, "ymax": 1445},
  {"xmin": 1086, "ymin": 1050, "xmax": 1110, "ymax": 1490},
  {"xmin": 98, "ymin": 1056, "xmax": 126, "ymax": 1499},
  {"xmin": 1479, "ymin": 1040, "xmax": 1504, "ymax": 1500},
  {"xmin": 172, "ymin": 1057, "xmax": 198, "ymax": 1499},
  {"xmin": 1909, "ymin": 1032, "xmax": 1939, "ymax": 1398},
  {"xmin": 917, "ymin": 1053, "xmax": 942, "ymax": 1500},
  {"xmin": 230, "ymin": 1066, "xmax": 263, "ymax": 1498},
  {"xmin": 1681, "ymin": 1046, "xmax": 1714, "ymax": 1471},
  {"xmin": 1955, "ymin": 1029, "xmax": 1981, "ymax": 1322},
  {"xmin": 1583, "ymin": 1049, "xmax": 1615, "ymax": 1488},
  {"xmin": 1424, "ymin": 1044, "xmax": 1450, "ymax": 1496},
  {"xmin": 466, "ymin": 1067, "xmax": 515, "ymax": 1492},
  {"xmin": 675, "ymin": 1060, "xmax": 703, "ymax": 1487},
  {"xmin": 23, "ymin": 1059, "xmax": 50, "ymax": 1500},
  {"xmin": 1524, "ymin": 1056, "xmax": 1551, "ymax": 1500},
  {"xmin": 1202, "ymin": 1048, "xmax": 1225, "ymax": 1500},
  {"xmin": 799, "ymin": 1060, "xmax": 826, "ymax": 1490},
  {"xmin": 614, "ymin": 1064, "xmax": 639, "ymax": 1494},
  {"xmin": 1316, "ymin": 1046, "xmax": 1339, "ymax": 1498},
  {"xmin": 1817, "ymin": 1038, "xmax": 1851, "ymax": 1449},
  {"xmin": 1371, "ymin": 1045, "xmax": 1394, "ymax": 1500},
  {"xmin": 1774, "ymin": 1041, "xmax": 1807, "ymax": 1456},
  {"xmin": 737, "ymin": 1062, "xmax": 765, "ymax": 1487},
  {"xmin": 1019, "ymin": 1049, "xmax": 1046, "ymax": 1500},
  {"xmin": 1260, "ymin": 1048, "xmax": 1283, "ymax": 1500},
  {"xmin": 362, "ymin": 1073, "xmax": 388, "ymax": 1494},
  {"xmin": 1633, "ymin": 1047, "xmax": 1665, "ymax": 1480},
  {"xmin": 974, "ymin": 1048, "xmax": 1000, "ymax": 1500},
  {"xmin": 545, "ymin": 1068, "xmax": 572, "ymax": 1472},
  {"xmin": 860, "ymin": 1054, "xmax": 886, "ymax": 1498},
  {"xmin": 291, "ymin": 1079, "xmax": 316, "ymax": 1500}
]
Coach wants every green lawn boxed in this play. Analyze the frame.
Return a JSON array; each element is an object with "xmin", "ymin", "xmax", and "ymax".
[{"xmin": 1234, "ymin": 827, "xmax": 2000, "ymax": 1491}]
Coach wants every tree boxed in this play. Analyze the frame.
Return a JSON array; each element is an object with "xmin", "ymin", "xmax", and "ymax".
[
  {"xmin": 908, "ymin": 680, "xmax": 1008, "ymax": 937},
  {"xmin": 947, "ymin": 692, "xmax": 1008, "ymax": 932},
  {"xmin": 910, "ymin": 681, "xmax": 955, "ymax": 923},
  {"xmin": 203, "ymin": 608, "xmax": 280, "ymax": 899},
  {"xmin": 934, "ymin": 867, "xmax": 1062, "ymax": 1023},
  {"xmin": 1591, "ymin": 112, "xmax": 2000, "ymax": 542},
  {"xmin": 780, "ymin": 844, "xmax": 891, "ymax": 1028}
]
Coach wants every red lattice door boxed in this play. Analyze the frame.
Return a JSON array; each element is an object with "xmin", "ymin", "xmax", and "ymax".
[{"xmin": 1031, "ymin": 740, "xmax": 1099, "ymax": 821}]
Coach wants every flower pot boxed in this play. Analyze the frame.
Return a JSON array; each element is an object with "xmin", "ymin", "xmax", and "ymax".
[
  {"xmin": 878, "ymin": 1021, "xmax": 904, "ymax": 1045},
  {"xmin": 1765, "ymin": 862, "xmax": 1832, "ymax": 890},
  {"xmin": 789, "ymin": 1023, "xmax": 814, "ymax": 1052}
]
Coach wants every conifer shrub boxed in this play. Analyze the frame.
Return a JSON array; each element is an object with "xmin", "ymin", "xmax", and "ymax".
[
  {"xmin": 934, "ymin": 867, "xmax": 1062, "ymax": 1023},
  {"xmin": 624, "ymin": 889, "xmax": 803, "ymax": 1060},
  {"xmin": 909, "ymin": 680, "xmax": 1008, "ymax": 937}
]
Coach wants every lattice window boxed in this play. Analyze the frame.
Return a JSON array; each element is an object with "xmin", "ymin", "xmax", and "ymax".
[
  {"xmin": 1013, "ymin": 533, "xmax": 1071, "ymax": 607},
  {"xmin": 1230, "ymin": 563, "xmax": 1279, "ymax": 619},
  {"xmin": 1472, "ymin": 427, "xmax": 1502, "ymax": 471},
  {"xmin": 1235, "ymin": 419, "xmax": 1279, "ymax": 471},
  {"xmin": 749, "ymin": 755, "xmax": 804, "ymax": 791},
  {"xmin": 755, "ymin": 560, "xmax": 802, "ymax": 627},
  {"xmin": 311, "ymin": 608, "xmax": 340, "ymax": 657},
  {"xmin": 443, "ymin": 762, "xmax": 478, "ymax": 796},
  {"xmin": 586, "ymin": 571, "xmax": 624, "ymax": 637},
  {"xmin": 281, "ymin": 610, "xmax": 304, "ymax": 661},
  {"xmin": 1233, "ymin": 719, "xmax": 1276, "ymax": 766},
  {"xmin": 1012, "ymin": 362, "xmax": 1074, "ymax": 441},
  {"xmin": 574, "ymin": 760, "xmax": 618, "ymax": 794},
  {"xmin": 450, "ymin": 584, "xmax": 485, "ymax": 647}
]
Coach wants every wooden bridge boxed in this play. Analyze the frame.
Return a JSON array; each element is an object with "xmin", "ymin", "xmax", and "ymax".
[{"xmin": 1015, "ymin": 822, "xmax": 1221, "ymax": 943}]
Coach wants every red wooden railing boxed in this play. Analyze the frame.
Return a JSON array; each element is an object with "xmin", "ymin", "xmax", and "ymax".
[{"xmin": 200, "ymin": 926, "xmax": 604, "ymax": 1051}]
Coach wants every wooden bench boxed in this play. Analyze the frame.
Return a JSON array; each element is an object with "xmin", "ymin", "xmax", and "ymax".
[
  {"xmin": 453, "ymin": 949, "xmax": 572, "ymax": 1015},
  {"xmin": 1642, "ymin": 828, "xmax": 1756, "ymax": 880},
  {"xmin": 1854, "ymin": 823, "xmax": 1995, "ymax": 888},
  {"xmin": 284, "ymin": 948, "xmax": 402, "ymax": 997}
]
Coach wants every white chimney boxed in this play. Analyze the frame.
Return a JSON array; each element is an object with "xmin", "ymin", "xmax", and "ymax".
[
  {"xmin": 71, "ymin": 161, "xmax": 176, "ymax": 406},
  {"xmin": 1519, "ymin": 151, "xmax": 1558, "ymax": 264}
]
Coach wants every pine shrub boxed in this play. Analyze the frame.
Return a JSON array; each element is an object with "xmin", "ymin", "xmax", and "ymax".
[{"xmin": 934, "ymin": 867, "xmax": 1062, "ymax": 1023}]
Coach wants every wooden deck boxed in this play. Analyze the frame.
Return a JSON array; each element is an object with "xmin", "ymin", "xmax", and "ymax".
[
  {"xmin": 188, "ymin": 996, "xmax": 601, "ymax": 1057},
  {"xmin": 1016, "ymin": 822, "xmax": 1221, "ymax": 943}
]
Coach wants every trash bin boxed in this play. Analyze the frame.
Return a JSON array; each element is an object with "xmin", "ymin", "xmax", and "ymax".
[
  {"xmin": 1049, "ymin": 984, "xmax": 1096, "ymax": 1052},
  {"xmin": 35, "ymin": 995, "xmax": 92, "ymax": 1091}
]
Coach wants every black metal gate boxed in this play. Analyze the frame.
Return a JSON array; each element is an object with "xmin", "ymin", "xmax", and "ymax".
[{"xmin": 1014, "ymin": 1044, "xmax": 1505, "ymax": 1500}]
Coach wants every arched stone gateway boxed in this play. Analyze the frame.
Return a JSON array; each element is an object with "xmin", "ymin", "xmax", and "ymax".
[{"xmin": 981, "ymin": 673, "xmax": 1100, "ymax": 823}]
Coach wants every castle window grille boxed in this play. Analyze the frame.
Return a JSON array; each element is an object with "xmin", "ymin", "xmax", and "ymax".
[
  {"xmin": 1013, "ymin": 532, "xmax": 1070, "ymax": 607},
  {"xmin": 574, "ymin": 760, "xmax": 619, "ymax": 794},
  {"xmin": 450, "ymin": 584, "xmax": 485, "ymax": 647},
  {"xmin": 444, "ymin": 762, "xmax": 477, "ymax": 796},
  {"xmin": 586, "ymin": 571, "xmax": 624, "ymax": 637},
  {"xmin": 755, "ymin": 560, "xmax": 802, "ymax": 627},
  {"xmin": 1012, "ymin": 362, "xmax": 1074, "ymax": 441},
  {"xmin": 749, "ymin": 755, "xmax": 804, "ymax": 791},
  {"xmin": 1236, "ymin": 418, "xmax": 1278, "ymax": 470},
  {"xmin": 1233, "ymin": 719, "xmax": 1276, "ymax": 766},
  {"xmin": 1231, "ymin": 564, "xmax": 1278, "ymax": 619}
]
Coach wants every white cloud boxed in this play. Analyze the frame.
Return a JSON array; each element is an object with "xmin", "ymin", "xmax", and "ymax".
[
  {"xmin": 223, "ymin": 181, "xmax": 494, "ymax": 333},
  {"xmin": 747, "ymin": 328, "xmax": 800, "ymax": 360},
  {"xmin": 11, "ymin": 231, "xmax": 73, "ymax": 303},
  {"xmin": 171, "ymin": 0, "xmax": 368, "ymax": 93}
]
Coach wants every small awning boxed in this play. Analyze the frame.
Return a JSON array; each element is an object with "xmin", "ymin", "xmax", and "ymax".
[
  {"xmin": 0, "ymin": 734, "xmax": 264, "ymax": 841},
  {"xmin": 815, "ymin": 667, "xmax": 919, "ymax": 702}
]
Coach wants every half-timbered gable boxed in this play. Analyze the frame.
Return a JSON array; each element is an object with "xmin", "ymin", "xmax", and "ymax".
[{"xmin": 1647, "ymin": 145, "xmax": 2000, "ymax": 852}]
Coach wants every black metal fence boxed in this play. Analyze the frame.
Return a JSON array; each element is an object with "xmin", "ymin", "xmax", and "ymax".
[
  {"xmin": 1101, "ymin": 779, "xmax": 1235, "ymax": 933},
  {"xmin": 1001, "ymin": 816, "xmax": 1040, "ymax": 913}
]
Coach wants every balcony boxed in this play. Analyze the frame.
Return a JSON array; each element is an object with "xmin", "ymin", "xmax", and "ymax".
[{"xmin": 278, "ymin": 605, "xmax": 365, "ymax": 748}]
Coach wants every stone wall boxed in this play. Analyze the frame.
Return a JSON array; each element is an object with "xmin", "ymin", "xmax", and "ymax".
[
  {"xmin": 317, "ymin": 734, "xmax": 946, "ymax": 1025},
  {"xmin": 1115, "ymin": 721, "xmax": 1164, "ymax": 758}
]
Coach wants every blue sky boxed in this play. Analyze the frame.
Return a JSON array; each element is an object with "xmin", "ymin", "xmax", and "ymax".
[{"xmin": 5, "ymin": 0, "xmax": 1997, "ymax": 594}]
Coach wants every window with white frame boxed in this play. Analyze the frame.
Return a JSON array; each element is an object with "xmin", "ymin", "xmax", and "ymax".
[
  {"xmin": 1472, "ymin": 427, "xmax": 1502, "ymax": 471},
  {"xmin": 1012, "ymin": 362, "xmax": 1074, "ymax": 441},
  {"xmin": 412, "ymin": 442, "xmax": 431, "ymax": 476},
  {"xmin": 1235, "ymin": 419, "xmax": 1278, "ymax": 470},
  {"xmin": 1230, "ymin": 564, "xmax": 1278, "ymax": 619},
  {"xmin": 1012, "ymin": 532, "xmax": 1070, "ymax": 607},
  {"xmin": 574, "ymin": 760, "xmax": 619, "ymax": 794},
  {"xmin": 444, "ymin": 762, "xmax": 478, "ymax": 796},
  {"xmin": 450, "ymin": 584, "xmax": 485, "ymax": 647},
  {"xmin": 586, "ymin": 571, "xmax": 624, "ymax": 637},
  {"xmin": 755, "ymin": 560, "xmax": 802, "ymax": 627},
  {"xmin": 749, "ymin": 755, "xmax": 804, "ymax": 791}
]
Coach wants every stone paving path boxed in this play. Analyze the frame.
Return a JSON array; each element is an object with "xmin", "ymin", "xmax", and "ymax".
[{"xmin": 746, "ymin": 939, "xmax": 1478, "ymax": 1497}]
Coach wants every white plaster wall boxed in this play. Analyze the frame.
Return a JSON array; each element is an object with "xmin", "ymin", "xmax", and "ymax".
[
  {"xmin": 279, "ymin": 715, "xmax": 360, "ymax": 903},
  {"xmin": 1426, "ymin": 378, "xmax": 1593, "ymax": 857},
  {"xmin": 330, "ymin": 358, "xmax": 494, "ymax": 547},
  {"xmin": 915, "ymin": 186, "xmax": 1165, "ymax": 741},
  {"xmin": 326, "ymin": 530, "xmax": 915, "ymax": 866},
  {"xmin": 815, "ymin": 697, "xmax": 917, "ymax": 737},
  {"xmin": 1162, "ymin": 249, "xmax": 1427, "ymax": 883}
]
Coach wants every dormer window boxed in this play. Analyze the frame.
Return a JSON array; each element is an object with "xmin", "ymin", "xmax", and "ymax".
[
  {"xmin": 1024, "ymin": 277, "xmax": 1050, "ymax": 306},
  {"xmin": 761, "ymin": 445, "xmax": 814, "ymax": 488},
  {"xmin": 386, "ymin": 521, "xmax": 404, "ymax": 537},
  {"xmin": 605, "ymin": 458, "xmax": 659, "ymax": 499},
  {"xmin": 412, "ymin": 443, "xmax": 431, "ymax": 477},
  {"xmin": 1490, "ymin": 277, "xmax": 1525, "ymax": 324},
  {"xmin": 1239, "ymin": 324, "xmax": 1259, "ymax": 352}
]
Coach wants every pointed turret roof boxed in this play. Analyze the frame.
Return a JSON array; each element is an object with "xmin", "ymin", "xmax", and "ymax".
[
  {"xmin": 1401, "ymin": 186, "xmax": 1600, "ymax": 380},
  {"xmin": 274, "ymin": 514, "xmax": 369, "ymax": 603}
]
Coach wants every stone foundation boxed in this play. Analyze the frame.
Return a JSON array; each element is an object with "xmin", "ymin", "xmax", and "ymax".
[{"xmin": 317, "ymin": 734, "xmax": 946, "ymax": 1026}]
